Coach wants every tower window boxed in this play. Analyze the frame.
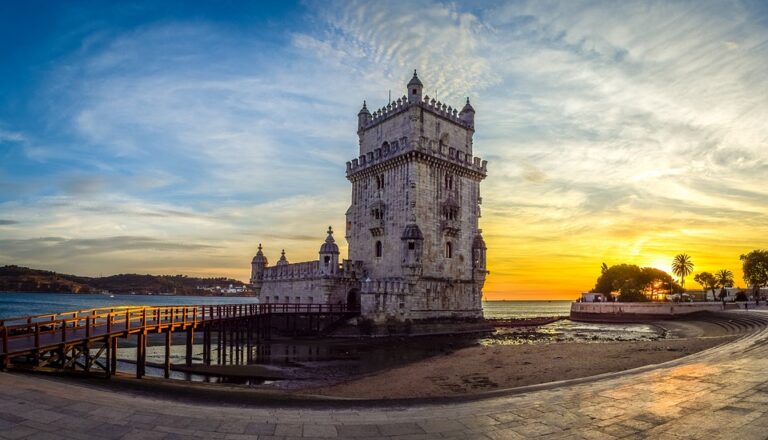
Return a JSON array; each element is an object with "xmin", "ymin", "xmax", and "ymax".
[
  {"xmin": 445, "ymin": 174, "xmax": 454, "ymax": 190},
  {"xmin": 375, "ymin": 241, "xmax": 383, "ymax": 258},
  {"xmin": 324, "ymin": 256, "xmax": 330, "ymax": 265},
  {"xmin": 375, "ymin": 174, "xmax": 385, "ymax": 189},
  {"xmin": 408, "ymin": 241, "xmax": 415, "ymax": 250},
  {"xmin": 445, "ymin": 242, "xmax": 453, "ymax": 259},
  {"xmin": 412, "ymin": 88, "xmax": 417, "ymax": 95}
]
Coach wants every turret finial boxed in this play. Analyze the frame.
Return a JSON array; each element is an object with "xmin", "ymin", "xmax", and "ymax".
[
  {"xmin": 258, "ymin": 243, "xmax": 262, "ymax": 251},
  {"xmin": 327, "ymin": 225, "xmax": 333, "ymax": 235}
]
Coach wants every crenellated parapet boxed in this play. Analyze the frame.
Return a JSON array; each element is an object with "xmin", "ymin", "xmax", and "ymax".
[
  {"xmin": 262, "ymin": 260, "xmax": 322, "ymax": 281},
  {"xmin": 346, "ymin": 142, "xmax": 487, "ymax": 179},
  {"xmin": 357, "ymin": 94, "xmax": 475, "ymax": 132}
]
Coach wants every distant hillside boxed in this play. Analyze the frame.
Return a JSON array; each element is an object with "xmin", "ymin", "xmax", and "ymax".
[{"xmin": 0, "ymin": 265, "xmax": 249, "ymax": 295}]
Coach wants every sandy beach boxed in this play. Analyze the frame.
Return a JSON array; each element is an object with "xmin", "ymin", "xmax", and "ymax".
[
  {"xmin": 139, "ymin": 317, "xmax": 741, "ymax": 400},
  {"xmin": 299, "ymin": 336, "xmax": 732, "ymax": 399}
]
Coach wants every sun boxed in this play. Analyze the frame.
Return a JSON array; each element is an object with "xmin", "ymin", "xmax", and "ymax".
[{"xmin": 648, "ymin": 259, "xmax": 672, "ymax": 274}]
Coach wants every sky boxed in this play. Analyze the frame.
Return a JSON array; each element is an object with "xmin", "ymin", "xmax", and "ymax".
[{"xmin": 1, "ymin": 0, "xmax": 767, "ymax": 300}]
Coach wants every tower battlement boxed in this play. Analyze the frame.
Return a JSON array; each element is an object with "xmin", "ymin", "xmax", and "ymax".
[{"xmin": 359, "ymin": 94, "xmax": 475, "ymax": 132}]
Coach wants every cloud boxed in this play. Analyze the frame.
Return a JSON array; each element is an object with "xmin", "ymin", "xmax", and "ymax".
[
  {"xmin": 1, "ymin": 1, "xmax": 767, "ymax": 297},
  {"xmin": 0, "ymin": 219, "xmax": 18, "ymax": 225}
]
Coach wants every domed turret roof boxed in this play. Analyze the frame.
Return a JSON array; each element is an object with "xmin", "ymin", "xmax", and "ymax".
[
  {"xmin": 319, "ymin": 226, "xmax": 340, "ymax": 254},
  {"xmin": 460, "ymin": 97, "xmax": 475, "ymax": 114},
  {"xmin": 401, "ymin": 223, "xmax": 424, "ymax": 240},
  {"xmin": 276, "ymin": 249, "xmax": 289, "ymax": 266},
  {"xmin": 407, "ymin": 69, "xmax": 423, "ymax": 87},
  {"xmin": 252, "ymin": 243, "xmax": 268, "ymax": 265},
  {"xmin": 358, "ymin": 100, "xmax": 370, "ymax": 115}
]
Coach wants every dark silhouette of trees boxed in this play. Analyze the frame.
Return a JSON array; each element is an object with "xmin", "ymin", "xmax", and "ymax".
[
  {"xmin": 740, "ymin": 250, "xmax": 768, "ymax": 295},
  {"xmin": 694, "ymin": 272, "xmax": 718, "ymax": 300}
]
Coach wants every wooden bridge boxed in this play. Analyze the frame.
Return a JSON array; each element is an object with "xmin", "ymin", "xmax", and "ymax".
[{"xmin": 0, "ymin": 303, "xmax": 357, "ymax": 379}]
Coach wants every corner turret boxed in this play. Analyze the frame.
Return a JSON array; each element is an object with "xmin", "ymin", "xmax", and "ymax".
[
  {"xmin": 460, "ymin": 97, "xmax": 475, "ymax": 127},
  {"xmin": 250, "ymin": 243, "xmax": 269, "ymax": 295},
  {"xmin": 401, "ymin": 223, "xmax": 424, "ymax": 281},
  {"xmin": 472, "ymin": 230, "xmax": 488, "ymax": 286},
  {"xmin": 319, "ymin": 226, "xmax": 340, "ymax": 275},
  {"xmin": 357, "ymin": 101, "xmax": 371, "ymax": 132},
  {"xmin": 407, "ymin": 69, "xmax": 423, "ymax": 103}
]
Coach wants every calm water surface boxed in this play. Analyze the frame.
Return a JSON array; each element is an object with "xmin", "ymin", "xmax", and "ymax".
[{"xmin": 0, "ymin": 293, "xmax": 663, "ymax": 387}]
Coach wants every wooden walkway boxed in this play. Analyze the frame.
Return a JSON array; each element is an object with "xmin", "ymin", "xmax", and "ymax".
[{"xmin": 0, "ymin": 303, "xmax": 356, "ymax": 378}]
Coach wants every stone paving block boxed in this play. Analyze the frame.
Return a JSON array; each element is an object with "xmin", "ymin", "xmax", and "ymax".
[
  {"xmin": 223, "ymin": 434, "xmax": 260, "ymax": 440},
  {"xmin": 216, "ymin": 419, "xmax": 250, "ymax": 434},
  {"xmin": 274, "ymin": 424, "xmax": 303, "ymax": 436},
  {"xmin": 85, "ymin": 422, "xmax": 134, "ymax": 440},
  {"xmin": 416, "ymin": 419, "xmax": 466, "ymax": 434},
  {"xmin": 0, "ymin": 425, "xmax": 39, "ymax": 440},
  {"xmin": 377, "ymin": 422, "xmax": 426, "ymax": 436},
  {"xmin": 335, "ymin": 424, "xmax": 381, "ymax": 437},
  {"xmin": 509, "ymin": 422, "xmax": 561, "ymax": 437},
  {"xmin": 244, "ymin": 422, "xmax": 276, "ymax": 435},
  {"xmin": 302, "ymin": 424, "xmax": 338, "ymax": 438},
  {"xmin": 484, "ymin": 428, "xmax": 526, "ymax": 440},
  {"xmin": 600, "ymin": 423, "xmax": 639, "ymax": 437},
  {"xmin": 120, "ymin": 428, "xmax": 168, "ymax": 440}
]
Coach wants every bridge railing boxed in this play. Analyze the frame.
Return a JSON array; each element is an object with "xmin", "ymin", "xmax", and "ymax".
[{"xmin": 0, "ymin": 303, "xmax": 353, "ymax": 355}]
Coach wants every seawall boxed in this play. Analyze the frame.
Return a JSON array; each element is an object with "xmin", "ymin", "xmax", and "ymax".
[{"xmin": 570, "ymin": 301, "xmax": 727, "ymax": 322}]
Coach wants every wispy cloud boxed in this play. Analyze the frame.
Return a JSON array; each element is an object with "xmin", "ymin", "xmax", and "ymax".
[{"xmin": 0, "ymin": 1, "xmax": 766, "ymax": 297}]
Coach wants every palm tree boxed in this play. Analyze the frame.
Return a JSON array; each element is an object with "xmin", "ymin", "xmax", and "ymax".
[
  {"xmin": 715, "ymin": 269, "xmax": 734, "ymax": 289},
  {"xmin": 672, "ymin": 254, "xmax": 694, "ymax": 289}
]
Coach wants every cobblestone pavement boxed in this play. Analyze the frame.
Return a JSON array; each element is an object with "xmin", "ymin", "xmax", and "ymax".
[{"xmin": 3, "ymin": 311, "xmax": 768, "ymax": 439}]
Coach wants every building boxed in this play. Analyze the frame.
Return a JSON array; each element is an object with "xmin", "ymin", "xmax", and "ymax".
[{"xmin": 251, "ymin": 71, "xmax": 488, "ymax": 322}]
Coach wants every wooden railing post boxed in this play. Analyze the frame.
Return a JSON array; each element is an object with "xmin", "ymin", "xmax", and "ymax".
[
  {"xmin": 1, "ymin": 326, "xmax": 8, "ymax": 355},
  {"xmin": 107, "ymin": 314, "xmax": 113, "ymax": 334},
  {"xmin": 85, "ymin": 317, "xmax": 91, "ymax": 338},
  {"xmin": 61, "ymin": 320, "xmax": 67, "ymax": 342}
]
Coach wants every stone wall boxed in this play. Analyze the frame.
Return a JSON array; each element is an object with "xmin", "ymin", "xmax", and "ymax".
[{"xmin": 570, "ymin": 302, "xmax": 727, "ymax": 322}]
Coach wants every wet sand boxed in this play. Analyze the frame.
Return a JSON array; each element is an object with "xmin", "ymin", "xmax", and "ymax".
[{"xmin": 299, "ymin": 336, "xmax": 732, "ymax": 399}]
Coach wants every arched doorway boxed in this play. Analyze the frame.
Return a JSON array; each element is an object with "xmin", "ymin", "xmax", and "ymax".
[{"xmin": 347, "ymin": 289, "xmax": 360, "ymax": 311}]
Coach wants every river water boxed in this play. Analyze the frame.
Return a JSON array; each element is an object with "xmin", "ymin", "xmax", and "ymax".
[{"xmin": 0, "ymin": 293, "xmax": 663, "ymax": 386}]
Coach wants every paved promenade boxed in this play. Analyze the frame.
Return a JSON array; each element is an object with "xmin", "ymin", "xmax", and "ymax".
[{"xmin": 2, "ymin": 311, "xmax": 768, "ymax": 439}]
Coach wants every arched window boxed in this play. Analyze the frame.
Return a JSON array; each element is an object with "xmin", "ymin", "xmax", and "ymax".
[
  {"xmin": 445, "ymin": 173, "xmax": 454, "ymax": 190},
  {"xmin": 445, "ymin": 242, "xmax": 453, "ymax": 259},
  {"xmin": 375, "ymin": 241, "xmax": 383, "ymax": 258}
]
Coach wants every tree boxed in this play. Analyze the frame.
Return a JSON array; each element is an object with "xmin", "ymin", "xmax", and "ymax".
[
  {"xmin": 601, "ymin": 262, "xmax": 609, "ymax": 275},
  {"xmin": 740, "ymin": 250, "xmax": 768, "ymax": 295},
  {"xmin": 715, "ymin": 269, "xmax": 734, "ymax": 289},
  {"xmin": 672, "ymin": 254, "xmax": 694, "ymax": 289},
  {"xmin": 592, "ymin": 264, "xmax": 682, "ymax": 301},
  {"xmin": 694, "ymin": 272, "xmax": 718, "ymax": 300}
]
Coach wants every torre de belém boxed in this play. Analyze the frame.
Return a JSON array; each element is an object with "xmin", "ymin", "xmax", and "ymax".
[{"xmin": 250, "ymin": 71, "xmax": 488, "ymax": 322}]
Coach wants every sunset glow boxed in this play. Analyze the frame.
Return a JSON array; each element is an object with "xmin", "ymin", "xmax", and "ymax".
[{"xmin": 1, "ymin": 1, "xmax": 767, "ymax": 300}]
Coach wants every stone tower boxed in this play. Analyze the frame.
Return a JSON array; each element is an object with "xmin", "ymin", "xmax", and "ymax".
[{"xmin": 345, "ymin": 70, "xmax": 488, "ymax": 321}]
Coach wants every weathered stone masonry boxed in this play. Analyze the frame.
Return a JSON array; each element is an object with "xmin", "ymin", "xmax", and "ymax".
[{"xmin": 251, "ymin": 71, "xmax": 488, "ymax": 322}]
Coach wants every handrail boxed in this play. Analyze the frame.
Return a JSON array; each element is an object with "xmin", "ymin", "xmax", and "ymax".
[{"xmin": 0, "ymin": 303, "xmax": 353, "ymax": 349}]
